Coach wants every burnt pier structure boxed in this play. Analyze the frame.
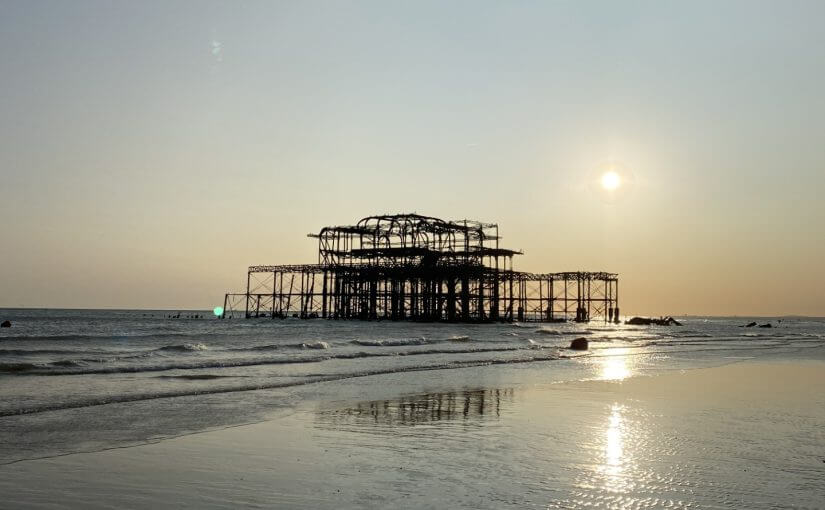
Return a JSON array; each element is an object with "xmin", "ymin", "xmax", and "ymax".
[{"xmin": 222, "ymin": 214, "xmax": 619, "ymax": 323}]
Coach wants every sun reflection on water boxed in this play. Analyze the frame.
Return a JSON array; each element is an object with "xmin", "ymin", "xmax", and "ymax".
[
  {"xmin": 600, "ymin": 348, "xmax": 633, "ymax": 381},
  {"xmin": 601, "ymin": 403, "xmax": 628, "ymax": 493}
]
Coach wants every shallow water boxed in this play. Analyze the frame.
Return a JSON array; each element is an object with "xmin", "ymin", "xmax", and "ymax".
[
  {"xmin": 2, "ymin": 362, "xmax": 824, "ymax": 509},
  {"xmin": 1, "ymin": 309, "xmax": 824, "ymax": 473}
]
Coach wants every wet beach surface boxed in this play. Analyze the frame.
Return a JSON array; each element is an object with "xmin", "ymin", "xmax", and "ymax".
[
  {"xmin": 1, "ymin": 362, "xmax": 824, "ymax": 509},
  {"xmin": 1, "ymin": 310, "xmax": 824, "ymax": 508}
]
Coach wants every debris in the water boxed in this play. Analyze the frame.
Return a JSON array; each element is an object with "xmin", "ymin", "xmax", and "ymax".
[{"xmin": 625, "ymin": 316, "xmax": 682, "ymax": 326}]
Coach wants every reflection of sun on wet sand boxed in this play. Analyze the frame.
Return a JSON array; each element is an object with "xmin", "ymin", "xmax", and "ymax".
[
  {"xmin": 1, "ymin": 361, "xmax": 823, "ymax": 508},
  {"xmin": 597, "ymin": 348, "xmax": 634, "ymax": 381}
]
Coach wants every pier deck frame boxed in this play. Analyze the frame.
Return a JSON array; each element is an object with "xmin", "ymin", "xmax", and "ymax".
[{"xmin": 222, "ymin": 214, "xmax": 619, "ymax": 323}]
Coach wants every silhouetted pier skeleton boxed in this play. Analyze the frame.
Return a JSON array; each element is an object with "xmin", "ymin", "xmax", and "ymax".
[{"xmin": 221, "ymin": 214, "xmax": 619, "ymax": 323}]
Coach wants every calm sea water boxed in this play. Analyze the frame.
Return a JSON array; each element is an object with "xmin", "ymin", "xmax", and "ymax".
[{"xmin": 2, "ymin": 308, "xmax": 823, "ymax": 469}]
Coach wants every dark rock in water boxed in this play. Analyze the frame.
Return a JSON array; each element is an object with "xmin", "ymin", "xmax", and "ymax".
[
  {"xmin": 741, "ymin": 322, "xmax": 757, "ymax": 328},
  {"xmin": 626, "ymin": 316, "xmax": 652, "ymax": 326},
  {"xmin": 569, "ymin": 337, "xmax": 589, "ymax": 350},
  {"xmin": 625, "ymin": 316, "xmax": 682, "ymax": 326},
  {"xmin": 758, "ymin": 323, "xmax": 772, "ymax": 328},
  {"xmin": 0, "ymin": 320, "xmax": 10, "ymax": 328}
]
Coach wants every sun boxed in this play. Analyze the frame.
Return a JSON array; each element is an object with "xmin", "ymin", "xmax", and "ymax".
[{"xmin": 601, "ymin": 171, "xmax": 621, "ymax": 191}]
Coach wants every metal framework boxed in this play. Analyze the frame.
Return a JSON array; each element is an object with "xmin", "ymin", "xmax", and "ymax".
[{"xmin": 222, "ymin": 214, "xmax": 619, "ymax": 323}]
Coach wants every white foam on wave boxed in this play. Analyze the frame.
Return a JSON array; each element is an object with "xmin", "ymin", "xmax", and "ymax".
[
  {"xmin": 158, "ymin": 343, "xmax": 209, "ymax": 352},
  {"xmin": 535, "ymin": 328, "xmax": 595, "ymax": 336},
  {"xmin": 535, "ymin": 328, "xmax": 564, "ymax": 335},
  {"xmin": 301, "ymin": 341, "xmax": 331, "ymax": 350},
  {"xmin": 447, "ymin": 335, "xmax": 470, "ymax": 342},
  {"xmin": 351, "ymin": 338, "xmax": 432, "ymax": 347}
]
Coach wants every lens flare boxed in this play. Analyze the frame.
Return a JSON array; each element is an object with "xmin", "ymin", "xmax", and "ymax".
[{"xmin": 213, "ymin": 306, "xmax": 224, "ymax": 317}]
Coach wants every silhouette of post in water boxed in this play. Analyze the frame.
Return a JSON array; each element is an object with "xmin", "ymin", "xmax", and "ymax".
[{"xmin": 221, "ymin": 214, "xmax": 619, "ymax": 323}]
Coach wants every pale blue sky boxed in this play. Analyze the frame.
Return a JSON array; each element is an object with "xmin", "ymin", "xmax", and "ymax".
[{"xmin": 2, "ymin": 1, "xmax": 824, "ymax": 314}]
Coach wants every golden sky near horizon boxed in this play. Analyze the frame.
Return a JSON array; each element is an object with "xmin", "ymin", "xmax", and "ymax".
[{"xmin": 1, "ymin": 1, "xmax": 824, "ymax": 316}]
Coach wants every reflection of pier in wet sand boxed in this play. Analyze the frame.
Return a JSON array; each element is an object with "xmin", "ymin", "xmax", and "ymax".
[{"xmin": 316, "ymin": 388, "xmax": 515, "ymax": 428}]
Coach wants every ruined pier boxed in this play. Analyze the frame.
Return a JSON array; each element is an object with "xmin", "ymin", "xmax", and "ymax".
[{"xmin": 221, "ymin": 214, "xmax": 619, "ymax": 323}]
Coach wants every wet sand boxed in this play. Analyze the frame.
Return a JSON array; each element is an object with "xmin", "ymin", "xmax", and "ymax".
[{"xmin": 2, "ymin": 360, "xmax": 824, "ymax": 509}]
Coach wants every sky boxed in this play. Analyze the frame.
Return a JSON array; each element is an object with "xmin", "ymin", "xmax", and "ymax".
[{"xmin": 1, "ymin": 0, "xmax": 824, "ymax": 315}]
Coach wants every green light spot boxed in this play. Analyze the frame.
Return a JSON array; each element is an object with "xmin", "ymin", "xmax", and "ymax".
[{"xmin": 213, "ymin": 306, "xmax": 224, "ymax": 317}]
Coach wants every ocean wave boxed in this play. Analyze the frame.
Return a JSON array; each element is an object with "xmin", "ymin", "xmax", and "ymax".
[
  {"xmin": 156, "ymin": 374, "xmax": 243, "ymax": 380},
  {"xmin": 3, "ymin": 357, "xmax": 129, "ymax": 371},
  {"xmin": 6, "ymin": 346, "xmax": 532, "ymax": 377},
  {"xmin": 5, "ymin": 337, "xmax": 824, "ymax": 417},
  {"xmin": 0, "ymin": 332, "xmax": 208, "ymax": 342},
  {"xmin": 534, "ymin": 328, "xmax": 564, "ymax": 335},
  {"xmin": 156, "ymin": 343, "xmax": 209, "ymax": 352},
  {"xmin": 49, "ymin": 359, "xmax": 87, "ymax": 367},
  {"xmin": 351, "ymin": 338, "xmax": 434, "ymax": 347},
  {"xmin": 653, "ymin": 338, "xmax": 791, "ymax": 347},
  {"xmin": 0, "ymin": 348, "xmax": 109, "ymax": 356},
  {"xmin": 447, "ymin": 335, "xmax": 470, "ymax": 342},
  {"xmin": 0, "ymin": 353, "xmax": 561, "ymax": 417},
  {"xmin": 587, "ymin": 335, "xmax": 660, "ymax": 342},
  {"xmin": 301, "ymin": 341, "xmax": 331, "ymax": 350},
  {"xmin": 535, "ymin": 328, "xmax": 592, "ymax": 336},
  {"xmin": 394, "ymin": 346, "xmax": 521, "ymax": 357},
  {"xmin": 672, "ymin": 330, "xmax": 713, "ymax": 337},
  {"xmin": 240, "ymin": 344, "xmax": 281, "ymax": 351},
  {"xmin": 0, "ymin": 362, "xmax": 40, "ymax": 373}
]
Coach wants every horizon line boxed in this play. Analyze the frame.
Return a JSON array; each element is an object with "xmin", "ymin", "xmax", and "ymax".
[{"xmin": 0, "ymin": 306, "xmax": 822, "ymax": 320}]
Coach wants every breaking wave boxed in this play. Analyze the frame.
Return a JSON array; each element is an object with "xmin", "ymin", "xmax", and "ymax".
[
  {"xmin": 1, "ymin": 346, "xmax": 533, "ymax": 377},
  {"xmin": 156, "ymin": 343, "xmax": 210, "ymax": 352},
  {"xmin": 0, "ymin": 353, "xmax": 562, "ymax": 417},
  {"xmin": 301, "ymin": 341, "xmax": 331, "ymax": 350},
  {"xmin": 351, "ymin": 338, "xmax": 434, "ymax": 347},
  {"xmin": 535, "ymin": 328, "xmax": 592, "ymax": 336}
]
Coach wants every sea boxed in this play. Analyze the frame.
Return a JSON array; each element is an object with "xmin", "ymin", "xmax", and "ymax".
[{"xmin": 2, "ymin": 308, "xmax": 823, "ymax": 470}]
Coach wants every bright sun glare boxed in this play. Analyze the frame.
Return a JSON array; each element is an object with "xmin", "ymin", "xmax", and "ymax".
[{"xmin": 601, "ymin": 171, "xmax": 621, "ymax": 191}]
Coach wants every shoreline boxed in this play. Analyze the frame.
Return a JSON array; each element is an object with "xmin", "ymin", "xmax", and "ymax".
[{"xmin": 2, "ymin": 358, "xmax": 823, "ymax": 508}]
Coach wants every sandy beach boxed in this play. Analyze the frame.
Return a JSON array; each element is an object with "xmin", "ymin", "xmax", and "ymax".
[{"xmin": 3, "ymin": 359, "xmax": 823, "ymax": 509}]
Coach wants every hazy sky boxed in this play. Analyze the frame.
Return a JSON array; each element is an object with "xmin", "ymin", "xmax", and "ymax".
[{"xmin": 2, "ymin": 1, "xmax": 824, "ymax": 315}]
